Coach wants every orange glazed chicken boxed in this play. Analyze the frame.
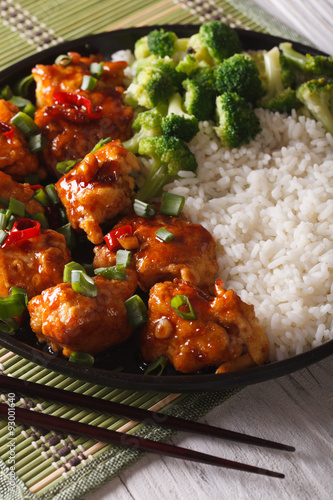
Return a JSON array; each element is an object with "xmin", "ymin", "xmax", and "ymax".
[
  {"xmin": 56, "ymin": 140, "xmax": 140, "ymax": 244},
  {"xmin": 0, "ymin": 219, "xmax": 71, "ymax": 299},
  {"xmin": 93, "ymin": 211, "xmax": 218, "ymax": 292},
  {"xmin": 141, "ymin": 279, "xmax": 269, "ymax": 374},
  {"xmin": 34, "ymin": 88, "xmax": 133, "ymax": 175},
  {"xmin": 0, "ymin": 171, "xmax": 45, "ymax": 215},
  {"xmin": 0, "ymin": 99, "xmax": 46, "ymax": 181},
  {"xmin": 28, "ymin": 271, "xmax": 137, "ymax": 357},
  {"xmin": 32, "ymin": 52, "xmax": 129, "ymax": 107}
]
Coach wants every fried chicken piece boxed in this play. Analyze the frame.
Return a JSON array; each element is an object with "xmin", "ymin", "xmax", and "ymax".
[
  {"xmin": 140, "ymin": 279, "xmax": 269, "ymax": 374},
  {"xmin": 32, "ymin": 52, "xmax": 128, "ymax": 107},
  {"xmin": 28, "ymin": 271, "xmax": 137, "ymax": 357},
  {"xmin": 93, "ymin": 211, "xmax": 218, "ymax": 292},
  {"xmin": 55, "ymin": 140, "xmax": 140, "ymax": 244},
  {"xmin": 0, "ymin": 99, "xmax": 46, "ymax": 181},
  {"xmin": 34, "ymin": 88, "xmax": 133, "ymax": 175},
  {"xmin": 0, "ymin": 227, "xmax": 71, "ymax": 299},
  {"xmin": 0, "ymin": 171, "xmax": 45, "ymax": 215}
]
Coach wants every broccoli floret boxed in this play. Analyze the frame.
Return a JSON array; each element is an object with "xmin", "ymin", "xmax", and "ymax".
[
  {"xmin": 257, "ymin": 46, "xmax": 297, "ymax": 113},
  {"xmin": 214, "ymin": 92, "xmax": 262, "ymax": 148},
  {"xmin": 175, "ymin": 54, "xmax": 199, "ymax": 76},
  {"xmin": 280, "ymin": 42, "xmax": 333, "ymax": 78},
  {"xmin": 215, "ymin": 53, "xmax": 265, "ymax": 104},
  {"xmin": 161, "ymin": 93, "xmax": 199, "ymax": 142},
  {"xmin": 147, "ymin": 28, "xmax": 178, "ymax": 57},
  {"xmin": 125, "ymin": 66, "xmax": 178, "ymax": 109},
  {"xmin": 187, "ymin": 21, "xmax": 242, "ymax": 66},
  {"xmin": 122, "ymin": 107, "xmax": 165, "ymax": 154},
  {"xmin": 136, "ymin": 135, "xmax": 198, "ymax": 201},
  {"xmin": 134, "ymin": 36, "xmax": 151, "ymax": 60},
  {"xmin": 296, "ymin": 78, "xmax": 333, "ymax": 134},
  {"xmin": 182, "ymin": 78, "xmax": 216, "ymax": 121},
  {"xmin": 191, "ymin": 64, "xmax": 217, "ymax": 93}
]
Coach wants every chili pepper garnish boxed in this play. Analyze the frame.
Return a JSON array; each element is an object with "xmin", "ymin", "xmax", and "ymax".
[
  {"xmin": 0, "ymin": 121, "xmax": 14, "ymax": 139},
  {"xmin": 52, "ymin": 91, "xmax": 103, "ymax": 121},
  {"xmin": 1, "ymin": 218, "xmax": 41, "ymax": 248},
  {"xmin": 104, "ymin": 225, "xmax": 133, "ymax": 252}
]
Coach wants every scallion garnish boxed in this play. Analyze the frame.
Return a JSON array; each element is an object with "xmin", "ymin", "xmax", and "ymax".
[
  {"xmin": 170, "ymin": 294, "xmax": 197, "ymax": 320},
  {"xmin": 90, "ymin": 137, "xmax": 111, "ymax": 153},
  {"xmin": 160, "ymin": 192, "xmax": 185, "ymax": 216},
  {"xmin": 0, "ymin": 229, "xmax": 7, "ymax": 245},
  {"xmin": 56, "ymin": 159, "xmax": 81, "ymax": 174},
  {"xmin": 8, "ymin": 197, "xmax": 25, "ymax": 217},
  {"xmin": 31, "ymin": 212, "xmax": 49, "ymax": 229},
  {"xmin": 23, "ymin": 102, "xmax": 37, "ymax": 118},
  {"xmin": 14, "ymin": 74, "xmax": 34, "ymax": 97},
  {"xmin": 69, "ymin": 351, "xmax": 94, "ymax": 366},
  {"xmin": 133, "ymin": 199, "xmax": 155, "ymax": 218},
  {"xmin": 116, "ymin": 249, "xmax": 132, "ymax": 268},
  {"xmin": 57, "ymin": 223, "xmax": 75, "ymax": 249},
  {"xmin": 144, "ymin": 356, "xmax": 168, "ymax": 376},
  {"xmin": 94, "ymin": 264, "xmax": 126, "ymax": 280},
  {"xmin": 5, "ymin": 215, "xmax": 16, "ymax": 231},
  {"xmin": 10, "ymin": 286, "xmax": 28, "ymax": 306},
  {"xmin": 71, "ymin": 269, "xmax": 98, "ymax": 297},
  {"xmin": 0, "ymin": 209, "xmax": 10, "ymax": 231},
  {"xmin": 0, "ymin": 85, "xmax": 13, "ymax": 100},
  {"xmin": 90, "ymin": 62, "xmax": 104, "ymax": 78},
  {"xmin": 9, "ymin": 96, "xmax": 31, "ymax": 110},
  {"xmin": 58, "ymin": 206, "xmax": 69, "ymax": 225},
  {"xmin": 45, "ymin": 184, "xmax": 60, "ymax": 205},
  {"xmin": 63, "ymin": 261, "xmax": 86, "ymax": 283},
  {"xmin": 55, "ymin": 54, "xmax": 72, "ymax": 66},
  {"xmin": 0, "ymin": 196, "xmax": 9, "ymax": 208},
  {"xmin": 28, "ymin": 133, "xmax": 46, "ymax": 153},
  {"xmin": 33, "ymin": 188, "xmax": 50, "ymax": 207},
  {"xmin": 11, "ymin": 111, "xmax": 38, "ymax": 137},
  {"xmin": 0, "ymin": 287, "xmax": 28, "ymax": 319},
  {"xmin": 81, "ymin": 75, "xmax": 97, "ymax": 91},
  {"xmin": 124, "ymin": 295, "xmax": 147, "ymax": 329},
  {"xmin": 155, "ymin": 227, "xmax": 174, "ymax": 242}
]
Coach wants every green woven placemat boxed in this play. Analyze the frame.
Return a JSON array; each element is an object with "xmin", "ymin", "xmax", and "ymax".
[{"xmin": 0, "ymin": 1, "xmax": 306, "ymax": 499}]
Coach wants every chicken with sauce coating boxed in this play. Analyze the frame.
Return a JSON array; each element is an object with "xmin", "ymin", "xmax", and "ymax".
[
  {"xmin": 55, "ymin": 139, "xmax": 140, "ymax": 245},
  {"xmin": 93, "ymin": 211, "xmax": 219, "ymax": 292},
  {"xmin": 28, "ymin": 270, "xmax": 137, "ymax": 357},
  {"xmin": 0, "ymin": 171, "xmax": 45, "ymax": 216},
  {"xmin": 141, "ymin": 279, "xmax": 269, "ymax": 374}
]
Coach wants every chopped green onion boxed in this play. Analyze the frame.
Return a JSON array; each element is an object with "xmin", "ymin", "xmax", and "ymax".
[
  {"xmin": 116, "ymin": 249, "xmax": 132, "ymax": 268},
  {"xmin": 33, "ymin": 188, "xmax": 50, "ymax": 207},
  {"xmin": 71, "ymin": 269, "xmax": 98, "ymax": 297},
  {"xmin": 6, "ymin": 215, "xmax": 16, "ymax": 231},
  {"xmin": 144, "ymin": 356, "xmax": 168, "ymax": 376},
  {"xmin": 10, "ymin": 286, "xmax": 28, "ymax": 306},
  {"xmin": 31, "ymin": 212, "xmax": 49, "ymax": 229},
  {"xmin": 14, "ymin": 74, "xmax": 34, "ymax": 97},
  {"xmin": 55, "ymin": 54, "xmax": 72, "ymax": 66},
  {"xmin": 63, "ymin": 261, "xmax": 86, "ymax": 283},
  {"xmin": 0, "ymin": 288, "xmax": 27, "ymax": 319},
  {"xmin": 23, "ymin": 102, "xmax": 37, "ymax": 118},
  {"xmin": 58, "ymin": 206, "xmax": 69, "ymax": 225},
  {"xmin": 0, "ymin": 209, "xmax": 10, "ymax": 231},
  {"xmin": 90, "ymin": 137, "xmax": 111, "ymax": 153},
  {"xmin": 45, "ymin": 184, "xmax": 60, "ymax": 205},
  {"xmin": 0, "ymin": 85, "xmax": 13, "ymax": 100},
  {"xmin": 81, "ymin": 74, "xmax": 97, "ymax": 91},
  {"xmin": 133, "ymin": 199, "xmax": 155, "ymax": 218},
  {"xmin": 124, "ymin": 294, "xmax": 147, "ymax": 329},
  {"xmin": 0, "ymin": 318, "xmax": 19, "ymax": 335},
  {"xmin": 170, "ymin": 294, "xmax": 197, "ymax": 320},
  {"xmin": 90, "ymin": 62, "xmax": 104, "ymax": 78},
  {"xmin": 57, "ymin": 222, "xmax": 75, "ymax": 249},
  {"xmin": 160, "ymin": 192, "xmax": 185, "ymax": 216},
  {"xmin": 0, "ymin": 229, "xmax": 7, "ymax": 245},
  {"xmin": 8, "ymin": 197, "xmax": 25, "ymax": 217},
  {"xmin": 155, "ymin": 227, "xmax": 174, "ymax": 242},
  {"xmin": 11, "ymin": 111, "xmax": 38, "ymax": 137},
  {"xmin": 28, "ymin": 133, "xmax": 46, "ymax": 153},
  {"xmin": 69, "ymin": 351, "xmax": 94, "ymax": 366},
  {"xmin": 0, "ymin": 196, "xmax": 9, "ymax": 208},
  {"xmin": 94, "ymin": 264, "xmax": 126, "ymax": 280},
  {"xmin": 9, "ymin": 96, "xmax": 31, "ymax": 109},
  {"xmin": 56, "ymin": 159, "xmax": 81, "ymax": 174}
]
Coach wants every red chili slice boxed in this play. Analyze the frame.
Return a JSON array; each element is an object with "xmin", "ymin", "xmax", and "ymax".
[
  {"xmin": 1, "ymin": 219, "xmax": 41, "ymax": 247},
  {"xmin": 0, "ymin": 121, "xmax": 14, "ymax": 139},
  {"xmin": 104, "ymin": 225, "xmax": 133, "ymax": 252},
  {"xmin": 52, "ymin": 92, "xmax": 103, "ymax": 121}
]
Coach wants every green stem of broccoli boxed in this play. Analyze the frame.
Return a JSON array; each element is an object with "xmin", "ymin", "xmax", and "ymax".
[
  {"xmin": 167, "ymin": 92, "xmax": 188, "ymax": 117},
  {"xmin": 122, "ymin": 129, "xmax": 145, "ymax": 154},
  {"xmin": 264, "ymin": 46, "xmax": 284, "ymax": 98},
  {"xmin": 136, "ymin": 162, "xmax": 172, "ymax": 201},
  {"xmin": 279, "ymin": 42, "xmax": 307, "ymax": 71}
]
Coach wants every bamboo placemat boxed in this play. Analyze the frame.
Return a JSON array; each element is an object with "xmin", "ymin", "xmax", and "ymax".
[{"xmin": 0, "ymin": 1, "xmax": 307, "ymax": 499}]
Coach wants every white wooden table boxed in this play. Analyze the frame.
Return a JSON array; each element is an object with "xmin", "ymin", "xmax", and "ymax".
[{"xmin": 87, "ymin": 2, "xmax": 333, "ymax": 498}]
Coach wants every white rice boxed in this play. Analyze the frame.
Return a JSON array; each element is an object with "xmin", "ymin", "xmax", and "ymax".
[{"xmin": 165, "ymin": 109, "xmax": 333, "ymax": 361}]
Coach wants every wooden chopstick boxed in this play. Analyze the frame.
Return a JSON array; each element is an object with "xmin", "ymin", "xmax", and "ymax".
[
  {"xmin": 0, "ymin": 402, "xmax": 285, "ymax": 478},
  {"xmin": 0, "ymin": 373, "xmax": 295, "ymax": 452}
]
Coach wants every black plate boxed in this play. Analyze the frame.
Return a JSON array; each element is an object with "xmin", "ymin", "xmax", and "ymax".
[{"xmin": 0, "ymin": 26, "xmax": 332, "ymax": 392}]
